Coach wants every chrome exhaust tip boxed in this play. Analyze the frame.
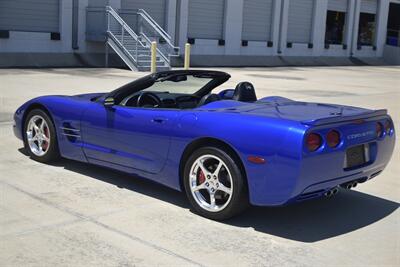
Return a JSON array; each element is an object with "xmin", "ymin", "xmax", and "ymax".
[
  {"xmin": 332, "ymin": 187, "xmax": 339, "ymax": 195},
  {"xmin": 352, "ymin": 182, "xmax": 358, "ymax": 188},
  {"xmin": 325, "ymin": 187, "xmax": 339, "ymax": 198},
  {"xmin": 325, "ymin": 190, "xmax": 332, "ymax": 197}
]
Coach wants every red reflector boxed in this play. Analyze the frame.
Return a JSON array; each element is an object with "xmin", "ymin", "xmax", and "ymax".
[
  {"xmin": 326, "ymin": 130, "xmax": 341, "ymax": 148},
  {"xmin": 376, "ymin": 122, "xmax": 383, "ymax": 138},
  {"xmin": 248, "ymin": 156, "xmax": 266, "ymax": 164},
  {"xmin": 306, "ymin": 133, "xmax": 322, "ymax": 152}
]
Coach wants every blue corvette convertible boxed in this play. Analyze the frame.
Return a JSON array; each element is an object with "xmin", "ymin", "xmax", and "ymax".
[{"xmin": 13, "ymin": 70, "xmax": 395, "ymax": 220}]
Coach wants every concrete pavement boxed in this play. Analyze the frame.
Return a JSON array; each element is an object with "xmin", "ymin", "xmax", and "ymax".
[{"xmin": 0, "ymin": 67, "xmax": 399, "ymax": 266}]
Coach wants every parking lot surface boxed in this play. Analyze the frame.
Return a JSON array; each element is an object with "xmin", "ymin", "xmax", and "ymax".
[{"xmin": 0, "ymin": 67, "xmax": 399, "ymax": 266}]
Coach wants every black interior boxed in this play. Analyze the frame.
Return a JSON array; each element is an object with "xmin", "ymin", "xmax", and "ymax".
[
  {"xmin": 122, "ymin": 92, "xmax": 201, "ymax": 109},
  {"xmin": 120, "ymin": 82, "xmax": 258, "ymax": 109},
  {"xmin": 108, "ymin": 70, "xmax": 258, "ymax": 109},
  {"xmin": 233, "ymin": 82, "xmax": 257, "ymax": 102}
]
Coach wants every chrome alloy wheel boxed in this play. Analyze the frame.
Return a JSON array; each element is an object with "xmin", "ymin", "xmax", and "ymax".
[
  {"xmin": 26, "ymin": 115, "xmax": 51, "ymax": 157},
  {"xmin": 189, "ymin": 154, "xmax": 233, "ymax": 212}
]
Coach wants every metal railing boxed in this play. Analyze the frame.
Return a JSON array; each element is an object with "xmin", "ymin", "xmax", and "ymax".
[
  {"xmin": 105, "ymin": 6, "xmax": 177, "ymax": 70},
  {"xmin": 140, "ymin": 32, "xmax": 170, "ymax": 64},
  {"xmin": 106, "ymin": 6, "xmax": 147, "ymax": 68},
  {"xmin": 136, "ymin": 8, "xmax": 180, "ymax": 63}
]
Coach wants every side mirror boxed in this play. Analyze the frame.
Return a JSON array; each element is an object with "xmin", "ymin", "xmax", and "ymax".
[{"xmin": 103, "ymin": 97, "xmax": 115, "ymax": 107}]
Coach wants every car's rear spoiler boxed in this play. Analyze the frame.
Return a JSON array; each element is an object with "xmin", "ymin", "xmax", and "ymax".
[{"xmin": 301, "ymin": 109, "xmax": 388, "ymax": 126}]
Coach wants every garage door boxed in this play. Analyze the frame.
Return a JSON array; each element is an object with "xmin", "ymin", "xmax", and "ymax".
[
  {"xmin": 121, "ymin": 0, "xmax": 166, "ymax": 28},
  {"xmin": 328, "ymin": 0, "xmax": 348, "ymax": 12},
  {"xmin": 188, "ymin": 0, "xmax": 225, "ymax": 39},
  {"xmin": 287, "ymin": 0, "xmax": 314, "ymax": 43},
  {"xmin": 0, "ymin": 0, "xmax": 59, "ymax": 32},
  {"xmin": 360, "ymin": 0, "xmax": 377, "ymax": 14},
  {"xmin": 242, "ymin": 0, "xmax": 273, "ymax": 41}
]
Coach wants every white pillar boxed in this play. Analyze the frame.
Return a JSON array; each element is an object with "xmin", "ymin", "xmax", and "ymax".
[
  {"xmin": 271, "ymin": 0, "xmax": 283, "ymax": 55},
  {"xmin": 278, "ymin": 0, "xmax": 289, "ymax": 54},
  {"xmin": 224, "ymin": 0, "xmax": 243, "ymax": 55},
  {"xmin": 166, "ymin": 0, "xmax": 177, "ymax": 39},
  {"xmin": 312, "ymin": 0, "xmax": 328, "ymax": 56},
  {"xmin": 351, "ymin": 0, "xmax": 361, "ymax": 56},
  {"xmin": 77, "ymin": 0, "xmax": 89, "ymax": 52},
  {"xmin": 344, "ymin": 0, "xmax": 356, "ymax": 56},
  {"xmin": 375, "ymin": 0, "xmax": 390, "ymax": 56},
  {"xmin": 178, "ymin": 0, "xmax": 189, "ymax": 55}
]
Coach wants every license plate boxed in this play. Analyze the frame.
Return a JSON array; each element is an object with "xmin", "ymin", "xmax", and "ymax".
[{"xmin": 345, "ymin": 144, "xmax": 366, "ymax": 169}]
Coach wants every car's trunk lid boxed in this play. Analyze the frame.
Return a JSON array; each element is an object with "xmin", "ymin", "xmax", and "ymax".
[{"xmin": 216, "ymin": 99, "xmax": 387, "ymax": 125}]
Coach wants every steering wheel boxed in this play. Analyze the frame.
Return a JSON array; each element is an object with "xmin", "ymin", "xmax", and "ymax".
[{"xmin": 136, "ymin": 92, "xmax": 162, "ymax": 108}]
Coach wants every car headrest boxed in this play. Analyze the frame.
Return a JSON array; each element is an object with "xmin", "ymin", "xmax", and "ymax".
[
  {"xmin": 198, "ymin": 93, "xmax": 221, "ymax": 107},
  {"xmin": 233, "ymin": 82, "xmax": 257, "ymax": 102}
]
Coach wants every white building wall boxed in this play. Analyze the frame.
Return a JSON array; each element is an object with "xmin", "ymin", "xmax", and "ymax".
[
  {"xmin": 0, "ymin": 0, "xmax": 73, "ymax": 53},
  {"xmin": 177, "ymin": 0, "xmax": 393, "ymax": 60},
  {"xmin": 240, "ymin": 0, "xmax": 280, "ymax": 56},
  {"xmin": 0, "ymin": 0, "xmax": 397, "ymax": 64},
  {"xmin": 0, "ymin": 0, "xmax": 123, "ymax": 54}
]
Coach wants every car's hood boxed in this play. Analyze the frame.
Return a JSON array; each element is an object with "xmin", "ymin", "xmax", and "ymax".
[{"xmin": 203, "ymin": 97, "xmax": 387, "ymax": 126}]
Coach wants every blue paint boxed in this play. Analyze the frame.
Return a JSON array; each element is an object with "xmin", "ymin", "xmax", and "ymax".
[{"xmin": 13, "ymin": 71, "xmax": 396, "ymax": 206}]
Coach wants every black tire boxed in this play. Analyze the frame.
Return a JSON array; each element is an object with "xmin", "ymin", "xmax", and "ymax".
[
  {"xmin": 183, "ymin": 146, "xmax": 248, "ymax": 220},
  {"xmin": 23, "ymin": 109, "xmax": 60, "ymax": 163}
]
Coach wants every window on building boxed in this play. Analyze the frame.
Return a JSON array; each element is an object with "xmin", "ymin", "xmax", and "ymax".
[
  {"xmin": 358, "ymin": 13, "xmax": 376, "ymax": 46},
  {"xmin": 386, "ymin": 3, "xmax": 400, "ymax": 46},
  {"xmin": 325, "ymin": 10, "xmax": 346, "ymax": 44}
]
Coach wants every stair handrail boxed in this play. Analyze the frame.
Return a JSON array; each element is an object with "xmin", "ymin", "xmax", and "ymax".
[
  {"xmin": 106, "ymin": 6, "xmax": 146, "ymax": 48},
  {"xmin": 137, "ymin": 8, "xmax": 179, "ymax": 54},
  {"xmin": 140, "ymin": 32, "xmax": 170, "ymax": 64},
  {"xmin": 137, "ymin": 9, "xmax": 171, "ymax": 40},
  {"xmin": 107, "ymin": 31, "xmax": 138, "ymax": 64}
]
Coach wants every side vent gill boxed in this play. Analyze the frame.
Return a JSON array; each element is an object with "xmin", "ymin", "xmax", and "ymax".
[{"xmin": 60, "ymin": 122, "xmax": 81, "ymax": 142}]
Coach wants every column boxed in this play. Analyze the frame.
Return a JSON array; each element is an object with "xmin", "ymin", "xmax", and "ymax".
[
  {"xmin": 224, "ymin": 0, "xmax": 243, "ymax": 54},
  {"xmin": 278, "ymin": 0, "xmax": 289, "ymax": 54},
  {"xmin": 272, "ymin": 0, "xmax": 282, "ymax": 55},
  {"xmin": 375, "ymin": 0, "xmax": 390, "ymax": 56},
  {"xmin": 312, "ymin": 0, "xmax": 328, "ymax": 55},
  {"xmin": 351, "ymin": 0, "xmax": 361, "ymax": 55},
  {"xmin": 178, "ymin": 0, "xmax": 189, "ymax": 54},
  {"xmin": 166, "ymin": 0, "xmax": 177, "ymax": 39}
]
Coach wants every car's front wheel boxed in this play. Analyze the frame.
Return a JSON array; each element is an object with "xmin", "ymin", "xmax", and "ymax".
[
  {"xmin": 24, "ymin": 109, "xmax": 60, "ymax": 163},
  {"xmin": 183, "ymin": 146, "xmax": 248, "ymax": 220}
]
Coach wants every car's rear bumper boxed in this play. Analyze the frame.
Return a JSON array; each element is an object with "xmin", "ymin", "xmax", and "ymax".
[
  {"xmin": 246, "ymin": 131, "xmax": 395, "ymax": 206},
  {"xmin": 290, "ymin": 164, "xmax": 386, "ymax": 203}
]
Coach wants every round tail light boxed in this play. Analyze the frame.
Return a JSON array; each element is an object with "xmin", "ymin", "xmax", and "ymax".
[
  {"xmin": 306, "ymin": 133, "xmax": 322, "ymax": 152},
  {"xmin": 376, "ymin": 122, "xmax": 383, "ymax": 138},
  {"xmin": 326, "ymin": 130, "xmax": 341, "ymax": 148},
  {"xmin": 384, "ymin": 120, "xmax": 392, "ymax": 136}
]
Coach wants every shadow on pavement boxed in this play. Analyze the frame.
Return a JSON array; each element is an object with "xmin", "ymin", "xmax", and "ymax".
[
  {"xmin": 19, "ymin": 148, "xmax": 399, "ymax": 243},
  {"xmin": 225, "ymin": 190, "xmax": 399, "ymax": 242}
]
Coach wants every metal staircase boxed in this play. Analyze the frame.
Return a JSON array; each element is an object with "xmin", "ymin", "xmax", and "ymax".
[{"xmin": 105, "ymin": 6, "xmax": 179, "ymax": 71}]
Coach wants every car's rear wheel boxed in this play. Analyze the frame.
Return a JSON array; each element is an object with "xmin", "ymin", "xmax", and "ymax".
[
  {"xmin": 183, "ymin": 146, "xmax": 248, "ymax": 220},
  {"xmin": 24, "ymin": 109, "xmax": 60, "ymax": 163}
]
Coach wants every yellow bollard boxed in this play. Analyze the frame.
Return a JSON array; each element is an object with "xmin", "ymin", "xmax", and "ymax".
[
  {"xmin": 151, "ymin": 41, "xmax": 157, "ymax": 73},
  {"xmin": 184, "ymin": 43, "xmax": 191, "ymax": 70}
]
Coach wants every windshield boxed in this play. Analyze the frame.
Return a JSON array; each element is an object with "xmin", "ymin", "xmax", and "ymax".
[{"xmin": 144, "ymin": 75, "xmax": 213, "ymax": 94}]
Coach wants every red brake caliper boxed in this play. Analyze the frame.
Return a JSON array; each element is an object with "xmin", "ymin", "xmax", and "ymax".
[
  {"xmin": 42, "ymin": 127, "xmax": 49, "ymax": 150},
  {"xmin": 197, "ymin": 168, "xmax": 206, "ymax": 185}
]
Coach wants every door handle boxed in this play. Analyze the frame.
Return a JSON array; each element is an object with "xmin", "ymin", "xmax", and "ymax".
[{"xmin": 152, "ymin": 117, "xmax": 168, "ymax": 124}]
